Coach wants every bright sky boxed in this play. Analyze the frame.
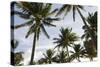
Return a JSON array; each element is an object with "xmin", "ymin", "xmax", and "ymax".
[{"xmin": 13, "ymin": 3, "xmax": 97, "ymax": 65}]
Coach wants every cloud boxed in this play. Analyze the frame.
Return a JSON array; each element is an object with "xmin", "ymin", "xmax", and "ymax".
[{"xmin": 23, "ymin": 40, "xmax": 56, "ymax": 65}]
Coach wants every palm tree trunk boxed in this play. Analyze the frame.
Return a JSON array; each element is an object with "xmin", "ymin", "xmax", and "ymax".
[
  {"xmin": 49, "ymin": 60, "xmax": 51, "ymax": 64},
  {"xmin": 77, "ymin": 8, "xmax": 96, "ymax": 51},
  {"xmin": 66, "ymin": 46, "xmax": 69, "ymax": 57},
  {"xmin": 90, "ymin": 57, "xmax": 93, "ymax": 61},
  {"xmin": 77, "ymin": 56, "xmax": 81, "ymax": 62},
  {"xmin": 29, "ymin": 32, "xmax": 37, "ymax": 65}
]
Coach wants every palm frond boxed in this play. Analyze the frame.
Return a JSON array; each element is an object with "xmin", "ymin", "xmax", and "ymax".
[
  {"xmin": 56, "ymin": 5, "xmax": 68, "ymax": 16},
  {"xmin": 73, "ymin": 6, "xmax": 76, "ymax": 21},
  {"xmin": 63, "ymin": 5, "xmax": 72, "ymax": 18},
  {"xmin": 43, "ymin": 20, "xmax": 56, "ymax": 27},
  {"xmin": 81, "ymin": 34, "xmax": 85, "ymax": 39},
  {"xmin": 25, "ymin": 24, "xmax": 36, "ymax": 38},
  {"xmin": 78, "ymin": 5, "xmax": 84, "ymax": 10},
  {"xmin": 48, "ymin": 8, "xmax": 58, "ymax": 16},
  {"xmin": 42, "ymin": 4, "xmax": 52, "ymax": 17},
  {"xmin": 14, "ymin": 19, "xmax": 33, "ymax": 29},
  {"xmin": 44, "ymin": 17, "xmax": 60, "ymax": 23},
  {"xmin": 11, "ymin": 11, "xmax": 30, "ymax": 19},
  {"xmin": 40, "ymin": 24, "xmax": 50, "ymax": 39}
]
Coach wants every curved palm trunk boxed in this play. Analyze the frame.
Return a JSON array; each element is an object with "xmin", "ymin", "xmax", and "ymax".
[
  {"xmin": 77, "ymin": 8, "xmax": 96, "ymax": 51},
  {"xmin": 29, "ymin": 32, "xmax": 37, "ymax": 65}
]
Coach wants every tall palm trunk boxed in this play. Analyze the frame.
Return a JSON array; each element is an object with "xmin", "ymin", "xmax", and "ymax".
[
  {"xmin": 29, "ymin": 32, "xmax": 37, "ymax": 65},
  {"xmin": 77, "ymin": 8, "xmax": 96, "ymax": 51}
]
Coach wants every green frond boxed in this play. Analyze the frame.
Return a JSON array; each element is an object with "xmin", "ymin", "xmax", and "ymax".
[
  {"xmin": 25, "ymin": 24, "xmax": 36, "ymax": 38},
  {"xmin": 48, "ymin": 8, "xmax": 58, "ymax": 16},
  {"xmin": 43, "ymin": 20, "xmax": 56, "ymax": 27},
  {"xmin": 41, "ymin": 4, "xmax": 52, "ymax": 17}
]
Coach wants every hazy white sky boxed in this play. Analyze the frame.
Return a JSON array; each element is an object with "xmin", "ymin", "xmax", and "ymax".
[{"xmin": 13, "ymin": 3, "xmax": 97, "ymax": 65}]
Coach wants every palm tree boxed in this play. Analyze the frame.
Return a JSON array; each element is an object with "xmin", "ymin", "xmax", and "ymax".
[
  {"xmin": 53, "ymin": 27, "xmax": 78, "ymax": 57},
  {"xmin": 42, "ymin": 49, "xmax": 55, "ymax": 64},
  {"xmin": 69, "ymin": 44, "xmax": 85, "ymax": 62},
  {"xmin": 56, "ymin": 5, "xmax": 96, "ymax": 50},
  {"xmin": 81, "ymin": 12, "xmax": 97, "ymax": 51},
  {"xmin": 11, "ymin": 40, "xmax": 24, "ymax": 66},
  {"xmin": 11, "ymin": 2, "xmax": 60, "ymax": 64},
  {"xmin": 81, "ymin": 12, "xmax": 97, "ymax": 61}
]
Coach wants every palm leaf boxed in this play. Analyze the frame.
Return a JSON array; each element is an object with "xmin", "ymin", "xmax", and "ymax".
[
  {"xmin": 78, "ymin": 5, "xmax": 84, "ymax": 10},
  {"xmin": 63, "ymin": 5, "xmax": 72, "ymax": 18},
  {"xmin": 56, "ymin": 5, "xmax": 68, "ymax": 16},
  {"xmin": 11, "ymin": 11, "xmax": 30, "ymax": 19},
  {"xmin": 73, "ymin": 6, "xmax": 76, "ymax": 21},
  {"xmin": 43, "ymin": 20, "xmax": 56, "ymax": 27},
  {"xmin": 48, "ymin": 8, "xmax": 58, "ymax": 16},
  {"xmin": 25, "ymin": 24, "xmax": 36, "ymax": 38},
  {"xmin": 14, "ymin": 19, "xmax": 33, "ymax": 29},
  {"xmin": 42, "ymin": 4, "xmax": 52, "ymax": 17},
  {"xmin": 81, "ymin": 34, "xmax": 85, "ymax": 39},
  {"xmin": 40, "ymin": 24, "xmax": 50, "ymax": 38}
]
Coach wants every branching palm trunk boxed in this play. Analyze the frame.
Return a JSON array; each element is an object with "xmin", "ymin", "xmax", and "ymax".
[
  {"xmin": 29, "ymin": 32, "xmax": 37, "ymax": 65},
  {"xmin": 77, "ymin": 8, "xmax": 96, "ymax": 51}
]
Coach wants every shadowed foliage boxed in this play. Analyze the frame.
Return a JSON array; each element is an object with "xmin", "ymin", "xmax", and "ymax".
[
  {"xmin": 56, "ymin": 4, "xmax": 96, "ymax": 51},
  {"xmin": 69, "ymin": 44, "xmax": 85, "ymax": 62},
  {"xmin": 53, "ymin": 27, "xmax": 78, "ymax": 57},
  {"xmin": 53, "ymin": 50, "xmax": 68, "ymax": 63},
  {"xmin": 11, "ymin": 40, "xmax": 24, "ymax": 66}
]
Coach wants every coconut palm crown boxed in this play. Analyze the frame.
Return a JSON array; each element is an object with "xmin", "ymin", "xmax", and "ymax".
[{"xmin": 53, "ymin": 27, "xmax": 78, "ymax": 57}]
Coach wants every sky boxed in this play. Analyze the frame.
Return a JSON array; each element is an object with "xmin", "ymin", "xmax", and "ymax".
[{"xmin": 13, "ymin": 2, "xmax": 97, "ymax": 65}]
